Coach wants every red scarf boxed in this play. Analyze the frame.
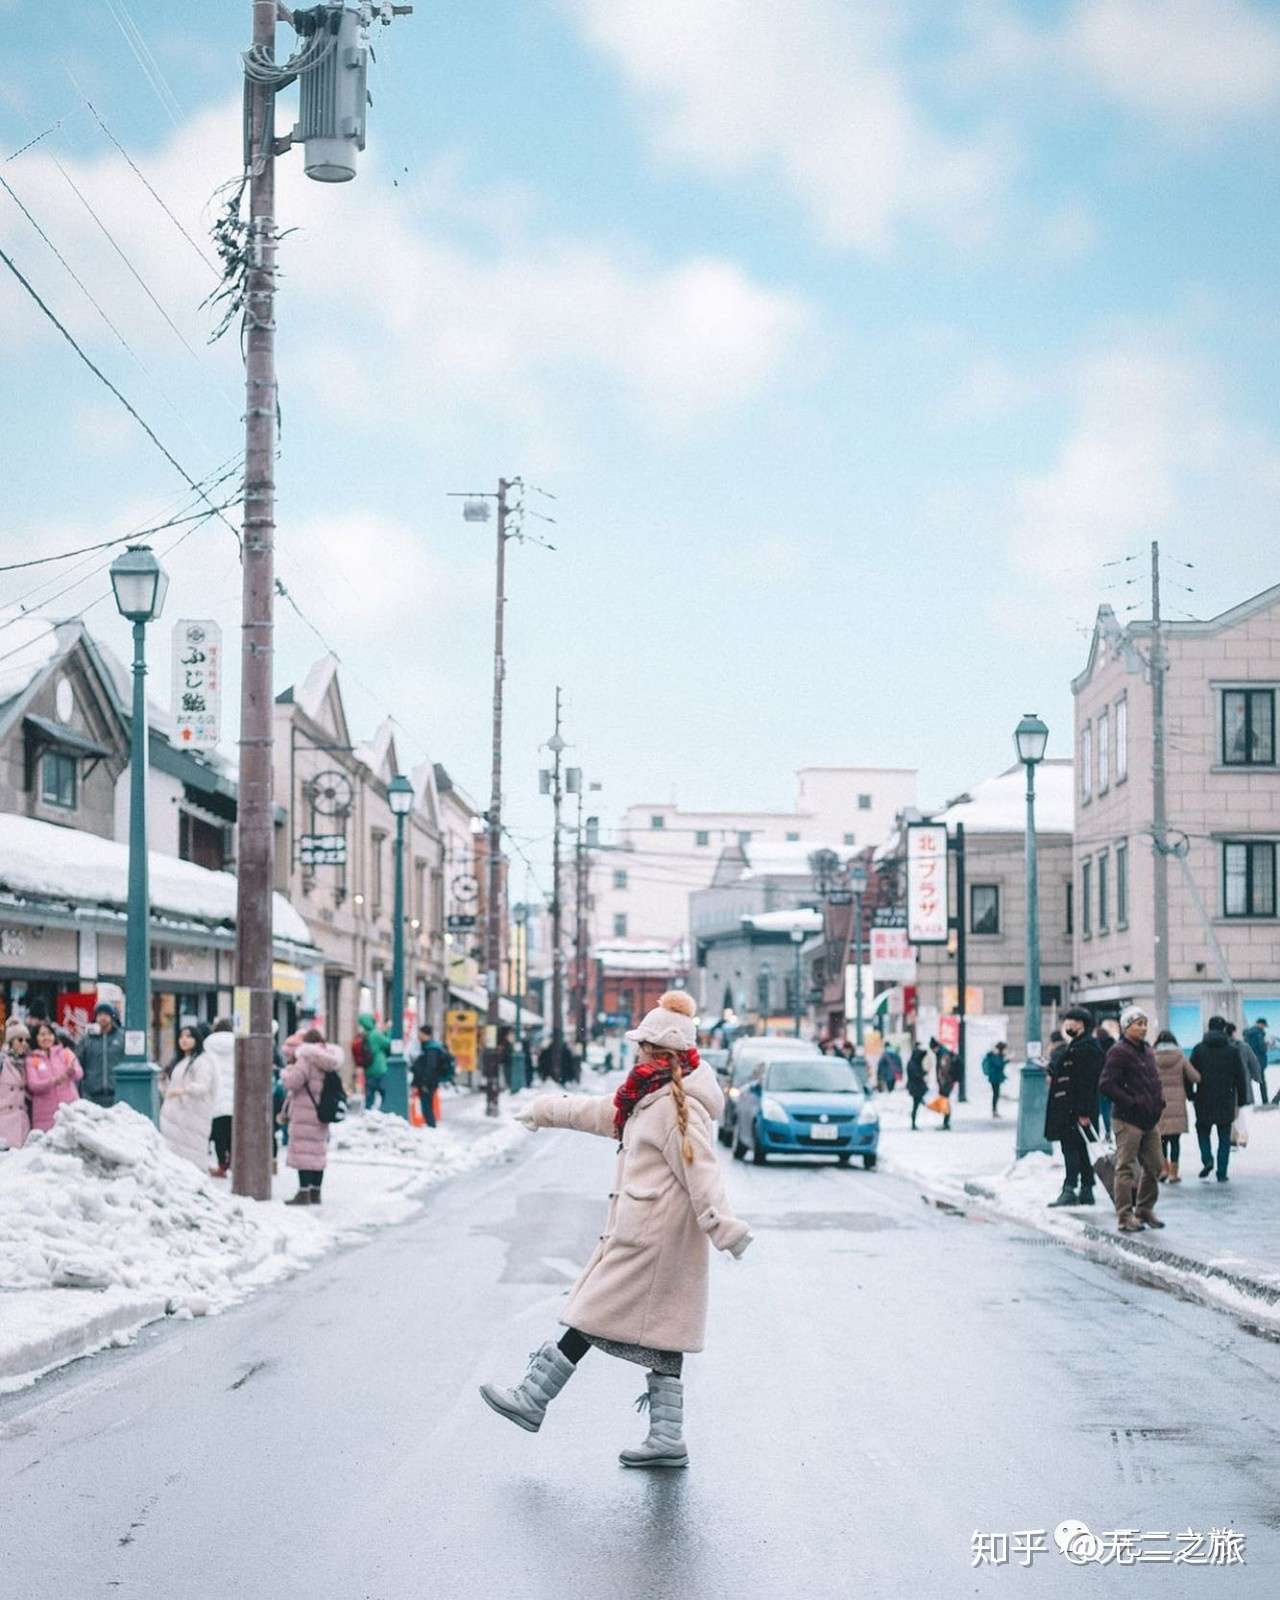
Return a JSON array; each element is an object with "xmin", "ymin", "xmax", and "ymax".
[{"xmin": 613, "ymin": 1047, "xmax": 699, "ymax": 1140}]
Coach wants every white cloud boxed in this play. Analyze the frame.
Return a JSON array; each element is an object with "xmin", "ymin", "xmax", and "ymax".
[
  {"xmin": 1065, "ymin": 0, "xmax": 1280, "ymax": 123},
  {"xmin": 0, "ymin": 102, "xmax": 809, "ymax": 443},
  {"xmin": 566, "ymin": 0, "xmax": 1014, "ymax": 256}
]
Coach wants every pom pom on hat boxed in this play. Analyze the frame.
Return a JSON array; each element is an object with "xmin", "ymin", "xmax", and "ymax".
[
  {"xmin": 626, "ymin": 989, "xmax": 698, "ymax": 1052},
  {"xmin": 659, "ymin": 990, "xmax": 695, "ymax": 1018}
]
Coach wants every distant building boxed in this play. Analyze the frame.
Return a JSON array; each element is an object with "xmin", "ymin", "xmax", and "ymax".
[{"xmin": 1072, "ymin": 586, "xmax": 1280, "ymax": 1040}]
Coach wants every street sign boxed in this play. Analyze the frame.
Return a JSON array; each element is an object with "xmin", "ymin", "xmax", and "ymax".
[
  {"xmin": 906, "ymin": 823, "xmax": 949, "ymax": 944},
  {"xmin": 827, "ymin": 889, "xmax": 853, "ymax": 906},
  {"xmin": 873, "ymin": 903, "xmax": 907, "ymax": 928},
  {"xmin": 447, "ymin": 913, "xmax": 477, "ymax": 932},
  {"xmin": 171, "ymin": 619, "xmax": 222, "ymax": 750},
  {"xmin": 870, "ymin": 928, "xmax": 917, "ymax": 982},
  {"xmin": 300, "ymin": 833, "xmax": 347, "ymax": 867},
  {"xmin": 604, "ymin": 1011, "xmax": 632, "ymax": 1030},
  {"xmin": 445, "ymin": 1009, "xmax": 479, "ymax": 1074}
]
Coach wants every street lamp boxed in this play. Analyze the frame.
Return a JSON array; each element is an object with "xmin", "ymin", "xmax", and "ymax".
[
  {"xmin": 109, "ymin": 545, "xmax": 168, "ymax": 1120},
  {"xmin": 1014, "ymin": 712, "xmax": 1050, "ymax": 1157},
  {"xmin": 790, "ymin": 927, "xmax": 805, "ymax": 1038},
  {"xmin": 384, "ymin": 772, "xmax": 415, "ymax": 1118},
  {"xmin": 848, "ymin": 859, "xmax": 869, "ymax": 1054}
]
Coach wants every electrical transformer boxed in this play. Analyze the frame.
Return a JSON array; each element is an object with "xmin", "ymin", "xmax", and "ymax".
[{"xmin": 296, "ymin": 4, "xmax": 368, "ymax": 183}]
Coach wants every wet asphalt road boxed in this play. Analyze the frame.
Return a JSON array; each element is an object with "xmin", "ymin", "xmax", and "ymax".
[{"xmin": 3, "ymin": 1115, "xmax": 1279, "ymax": 1599}]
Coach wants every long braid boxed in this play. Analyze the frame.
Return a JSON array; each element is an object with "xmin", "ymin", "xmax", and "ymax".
[{"xmin": 670, "ymin": 1060, "xmax": 694, "ymax": 1164}]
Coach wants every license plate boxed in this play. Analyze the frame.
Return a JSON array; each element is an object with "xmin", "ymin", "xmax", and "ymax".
[{"xmin": 810, "ymin": 1125, "xmax": 839, "ymax": 1141}]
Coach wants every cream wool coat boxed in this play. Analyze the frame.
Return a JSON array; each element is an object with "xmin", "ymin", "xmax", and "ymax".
[{"xmin": 529, "ymin": 1063, "xmax": 751, "ymax": 1353}]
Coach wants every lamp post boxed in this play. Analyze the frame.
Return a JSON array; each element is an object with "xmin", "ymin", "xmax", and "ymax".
[
  {"xmin": 1014, "ymin": 711, "xmax": 1051, "ymax": 1158},
  {"xmin": 848, "ymin": 859, "xmax": 869, "ymax": 1053},
  {"xmin": 109, "ymin": 545, "xmax": 169, "ymax": 1121},
  {"xmin": 790, "ymin": 927, "xmax": 804, "ymax": 1038},
  {"xmin": 384, "ymin": 772, "xmax": 414, "ymax": 1118}
]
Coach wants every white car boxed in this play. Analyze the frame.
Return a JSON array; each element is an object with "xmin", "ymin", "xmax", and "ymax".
[{"xmin": 716, "ymin": 1036, "xmax": 818, "ymax": 1146}]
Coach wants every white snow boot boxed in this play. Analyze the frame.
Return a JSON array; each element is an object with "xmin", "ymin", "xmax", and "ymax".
[
  {"xmin": 619, "ymin": 1373, "xmax": 689, "ymax": 1469},
  {"xmin": 479, "ymin": 1343, "xmax": 576, "ymax": 1433}
]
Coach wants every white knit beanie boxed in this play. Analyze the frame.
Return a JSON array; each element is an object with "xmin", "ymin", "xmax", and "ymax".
[
  {"xmin": 625, "ymin": 989, "xmax": 698, "ymax": 1053},
  {"xmin": 1119, "ymin": 1004, "xmax": 1149, "ymax": 1029}
]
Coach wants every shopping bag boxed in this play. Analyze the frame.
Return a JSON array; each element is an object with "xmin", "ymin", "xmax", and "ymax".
[
  {"xmin": 1231, "ymin": 1108, "xmax": 1249, "ymax": 1148},
  {"xmin": 410, "ymin": 1089, "xmax": 425, "ymax": 1128},
  {"xmin": 926, "ymin": 1095, "xmax": 950, "ymax": 1116},
  {"xmin": 1084, "ymin": 1122, "xmax": 1115, "ymax": 1199}
]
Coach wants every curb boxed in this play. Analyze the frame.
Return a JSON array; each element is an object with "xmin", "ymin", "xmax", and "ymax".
[
  {"xmin": 879, "ymin": 1157, "xmax": 1280, "ymax": 1333},
  {"xmin": 0, "ymin": 1291, "xmax": 169, "ymax": 1394}
]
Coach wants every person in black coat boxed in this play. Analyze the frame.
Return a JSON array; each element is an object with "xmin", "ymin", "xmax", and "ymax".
[
  {"xmin": 1189, "ymin": 1017, "xmax": 1251, "ymax": 1182},
  {"xmin": 906, "ymin": 1044, "xmax": 928, "ymax": 1129},
  {"xmin": 1044, "ymin": 1007, "xmax": 1105, "ymax": 1207},
  {"xmin": 411, "ymin": 1025, "xmax": 449, "ymax": 1128}
]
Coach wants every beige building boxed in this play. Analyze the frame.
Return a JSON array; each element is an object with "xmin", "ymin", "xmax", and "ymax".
[
  {"xmin": 274, "ymin": 657, "xmax": 446, "ymax": 1050},
  {"xmin": 1072, "ymin": 586, "xmax": 1280, "ymax": 1041}
]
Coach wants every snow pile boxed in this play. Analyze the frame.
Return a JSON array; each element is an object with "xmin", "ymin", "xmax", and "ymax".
[
  {"xmin": 0, "ymin": 1101, "xmax": 321, "ymax": 1306},
  {"xmin": 329, "ymin": 1106, "xmax": 527, "ymax": 1176}
]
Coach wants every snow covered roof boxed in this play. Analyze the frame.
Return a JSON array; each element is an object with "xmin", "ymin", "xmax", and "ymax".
[
  {"xmin": 294, "ymin": 655, "xmax": 340, "ymax": 724},
  {"xmin": 592, "ymin": 941, "xmax": 682, "ymax": 973},
  {"xmin": 0, "ymin": 813, "xmax": 315, "ymax": 949},
  {"xmin": 742, "ymin": 908, "xmax": 824, "ymax": 935},
  {"xmin": 0, "ymin": 615, "xmax": 64, "ymax": 708},
  {"xmin": 935, "ymin": 761, "xmax": 1074, "ymax": 835},
  {"xmin": 738, "ymin": 839, "xmax": 847, "ymax": 880}
]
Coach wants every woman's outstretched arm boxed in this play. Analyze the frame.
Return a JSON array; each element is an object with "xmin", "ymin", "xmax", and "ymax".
[{"xmin": 523, "ymin": 1092, "xmax": 617, "ymax": 1139}]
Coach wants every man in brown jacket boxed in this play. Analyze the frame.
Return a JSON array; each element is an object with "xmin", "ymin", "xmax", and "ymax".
[{"xmin": 1098, "ymin": 1005, "xmax": 1166, "ymax": 1233}]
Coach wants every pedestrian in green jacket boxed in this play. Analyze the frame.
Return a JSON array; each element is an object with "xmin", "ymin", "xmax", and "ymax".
[{"xmin": 358, "ymin": 1010, "xmax": 390, "ymax": 1110}]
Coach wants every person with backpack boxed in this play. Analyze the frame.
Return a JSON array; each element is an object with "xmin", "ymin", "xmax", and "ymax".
[
  {"xmin": 355, "ymin": 1011, "xmax": 390, "ymax": 1111},
  {"xmin": 411, "ymin": 1024, "xmax": 448, "ymax": 1128},
  {"xmin": 282, "ymin": 1028, "xmax": 346, "ymax": 1205},
  {"xmin": 981, "ymin": 1041, "xmax": 1008, "ymax": 1117}
]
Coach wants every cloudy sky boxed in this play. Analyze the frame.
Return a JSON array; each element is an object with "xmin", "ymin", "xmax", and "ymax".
[{"xmin": 2, "ymin": 1, "xmax": 1277, "ymax": 883}]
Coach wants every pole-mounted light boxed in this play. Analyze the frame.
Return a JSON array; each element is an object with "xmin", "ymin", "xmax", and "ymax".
[
  {"xmin": 387, "ymin": 772, "xmax": 414, "ymax": 817},
  {"xmin": 1014, "ymin": 711, "xmax": 1049, "ymax": 767},
  {"xmin": 110, "ymin": 545, "xmax": 169, "ymax": 623}
]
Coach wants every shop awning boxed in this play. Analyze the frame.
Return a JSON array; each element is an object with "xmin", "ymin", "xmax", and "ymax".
[
  {"xmin": 448, "ymin": 984, "xmax": 543, "ymax": 1029},
  {"xmin": 24, "ymin": 715, "xmax": 113, "ymax": 760}
]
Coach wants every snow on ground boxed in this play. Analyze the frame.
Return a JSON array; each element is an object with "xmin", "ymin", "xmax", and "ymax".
[
  {"xmin": 874, "ymin": 1083, "xmax": 1280, "ymax": 1332},
  {"xmin": 0, "ymin": 1082, "xmax": 570, "ymax": 1394}
]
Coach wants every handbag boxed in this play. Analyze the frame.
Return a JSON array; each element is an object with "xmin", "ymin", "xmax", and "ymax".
[
  {"xmin": 1231, "ymin": 1107, "xmax": 1249, "ymax": 1148},
  {"xmin": 926, "ymin": 1095, "xmax": 950, "ymax": 1116}
]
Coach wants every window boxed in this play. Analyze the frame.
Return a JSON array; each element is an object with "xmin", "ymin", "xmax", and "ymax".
[
  {"xmin": 40, "ymin": 750, "xmax": 76, "ymax": 809},
  {"xmin": 1065, "ymin": 881, "xmax": 1074, "ymax": 936},
  {"xmin": 785, "ymin": 831, "xmax": 800, "ymax": 842},
  {"xmin": 857, "ymin": 793, "xmax": 872, "ymax": 810},
  {"xmin": 1002, "ymin": 984, "xmax": 1062, "ymax": 1008},
  {"xmin": 737, "ymin": 830, "xmax": 752, "ymax": 846},
  {"xmin": 695, "ymin": 830, "xmax": 710, "ymax": 848},
  {"xmin": 843, "ymin": 833, "xmax": 856, "ymax": 847},
  {"xmin": 1115, "ymin": 696, "xmax": 1128, "ymax": 782},
  {"xmin": 1116, "ymin": 841, "xmax": 1128, "ymax": 928},
  {"xmin": 650, "ymin": 814, "xmax": 665, "ymax": 830},
  {"xmin": 1080, "ymin": 723, "xmax": 1093, "ymax": 802},
  {"xmin": 1097, "ymin": 849, "xmax": 1109, "ymax": 932},
  {"xmin": 613, "ymin": 912, "xmax": 629, "ymax": 938},
  {"xmin": 613, "ymin": 869, "xmax": 628, "ymax": 890},
  {"xmin": 1097, "ymin": 708, "xmax": 1110, "ymax": 793},
  {"xmin": 1222, "ymin": 689, "xmax": 1276, "ymax": 767},
  {"xmin": 1223, "ymin": 841, "xmax": 1277, "ymax": 918},
  {"xmin": 370, "ymin": 832, "xmax": 385, "ymax": 910},
  {"xmin": 755, "ymin": 971, "xmax": 771, "ymax": 1012},
  {"xmin": 970, "ymin": 884, "xmax": 1000, "ymax": 935},
  {"xmin": 1082, "ymin": 859, "xmax": 1092, "ymax": 937}
]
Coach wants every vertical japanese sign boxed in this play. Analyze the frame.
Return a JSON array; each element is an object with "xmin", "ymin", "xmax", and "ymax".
[
  {"xmin": 172, "ymin": 619, "xmax": 221, "ymax": 750},
  {"xmin": 906, "ymin": 823, "xmax": 949, "ymax": 944}
]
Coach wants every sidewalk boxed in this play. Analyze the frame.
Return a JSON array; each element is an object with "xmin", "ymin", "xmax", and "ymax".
[
  {"xmin": 873, "ymin": 1084, "xmax": 1280, "ymax": 1335},
  {"xmin": 0, "ymin": 1083, "xmax": 563, "ymax": 1394}
]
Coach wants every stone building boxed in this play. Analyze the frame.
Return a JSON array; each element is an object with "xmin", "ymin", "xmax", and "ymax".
[{"xmin": 1072, "ymin": 585, "xmax": 1280, "ymax": 1040}]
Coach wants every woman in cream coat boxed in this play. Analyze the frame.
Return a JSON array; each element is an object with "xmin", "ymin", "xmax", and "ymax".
[{"xmin": 480, "ymin": 991, "xmax": 751, "ymax": 1469}]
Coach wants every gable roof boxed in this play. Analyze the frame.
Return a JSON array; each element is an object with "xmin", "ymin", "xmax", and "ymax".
[
  {"xmin": 1074, "ymin": 581, "xmax": 1280, "ymax": 693},
  {"xmin": 287, "ymin": 654, "xmax": 352, "ymax": 747}
]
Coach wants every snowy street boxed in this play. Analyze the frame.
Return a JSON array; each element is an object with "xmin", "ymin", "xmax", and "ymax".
[{"xmin": 3, "ymin": 1106, "xmax": 1278, "ymax": 1597}]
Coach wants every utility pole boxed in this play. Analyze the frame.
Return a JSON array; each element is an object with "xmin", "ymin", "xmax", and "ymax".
[
  {"xmin": 1151, "ymin": 539, "xmax": 1170, "ymax": 1030},
  {"xmin": 954, "ymin": 822, "xmax": 967, "ymax": 1102},
  {"xmin": 232, "ymin": 0, "xmax": 279, "ymax": 1201},
  {"xmin": 546, "ymin": 689, "xmax": 566, "ymax": 1075},
  {"xmin": 573, "ymin": 781, "xmax": 587, "ymax": 1051},
  {"xmin": 481, "ymin": 479, "xmax": 512, "ymax": 1118}
]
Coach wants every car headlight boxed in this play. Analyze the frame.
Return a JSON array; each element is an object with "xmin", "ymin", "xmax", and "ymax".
[
  {"xmin": 857, "ymin": 1100, "xmax": 880, "ymax": 1125},
  {"xmin": 728, "ymin": 1085, "xmax": 740, "ymax": 1102},
  {"xmin": 761, "ymin": 1096, "xmax": 788, "ymax": 1123}
]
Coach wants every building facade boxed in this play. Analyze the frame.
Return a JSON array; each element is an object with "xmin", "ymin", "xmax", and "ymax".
[{"xmin": 1072, "ymin": 587, "xmax": 1280, "ymax": 1040}]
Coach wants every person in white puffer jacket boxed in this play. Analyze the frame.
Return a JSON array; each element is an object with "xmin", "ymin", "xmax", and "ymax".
[
  {"xmin": 203, "ymin": 1020, "xmax": 237, "ymax": 1177},
  {"xmin": 479, "ymin": 990, "xmax": 752, "ymax": 1470}
]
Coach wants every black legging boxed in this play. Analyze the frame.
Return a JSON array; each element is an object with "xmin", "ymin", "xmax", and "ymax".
[
  {"xmin": 1161, "ymin": 1133, "xmax": 1181, "ymax": 1162},
  {"xmin": 557, "ymin": 1328, "xmax": 683, "ymax": 1376}
]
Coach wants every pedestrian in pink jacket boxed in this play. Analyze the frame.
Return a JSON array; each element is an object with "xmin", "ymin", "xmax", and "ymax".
[
  {"xmin": 25, "ymin": 1019, "xmax": 83, "ymax": 1134},
  {"xmin": 480, "ymin": 991, "xmax": 752, "ymax": 1470},
  {"xmin": 0, "ymin": 1019, "xmax": 32, "ymax": 1150},
  {"xmin": 282, "ymin": 1029, "xmax": 344, "ymax": 1206}
]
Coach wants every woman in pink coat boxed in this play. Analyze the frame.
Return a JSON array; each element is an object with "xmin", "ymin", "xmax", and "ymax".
[
  {"xmin": 480, "ymin": 991, "xmax": 752, "ymax": 1470},
  {"xmin": 0, "ymin": 1019, "xmax": 32, "ymax": 1150},
  {"xmin": 281, "ymin": 1029, "xmax": 343, "ymax": 1206},
  {"xmin": 25, "ymin": 1019, "xmax": 83, "ymax": 1133}
]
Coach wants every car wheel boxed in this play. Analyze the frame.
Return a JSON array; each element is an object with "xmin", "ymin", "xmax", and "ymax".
[
  {"xmin": 751, "ymin": 1122, "xmax": 767, "ymax": 1165},
  {"xmin": 863, "ymin": 1152, "xmax": 877, "ymax": 1170},
  {"xmin": 837, "ymin": 1153, "xmax": 851, "ymax": 1167},
  {"xmin": 732, "ymin": 1130, "xmax": 746, "ymax": 1161}
]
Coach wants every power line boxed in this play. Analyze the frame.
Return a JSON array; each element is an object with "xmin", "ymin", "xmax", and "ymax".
[
  {"xmin": 101, "ymin": 0, "xmax": 183, "ymax": 127},
  {"xmin": 0, "ymin": 496, "xmax": 242, "ymax": 575},
  {"xmin": 0, "ymin": 240, "xmax": 243, "ymax": 551}
]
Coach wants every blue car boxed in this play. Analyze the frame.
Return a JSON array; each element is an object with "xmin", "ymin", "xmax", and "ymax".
[{"xmin": 732, "ymin": 1055, "xmax": 879, "ymax": 1169}]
